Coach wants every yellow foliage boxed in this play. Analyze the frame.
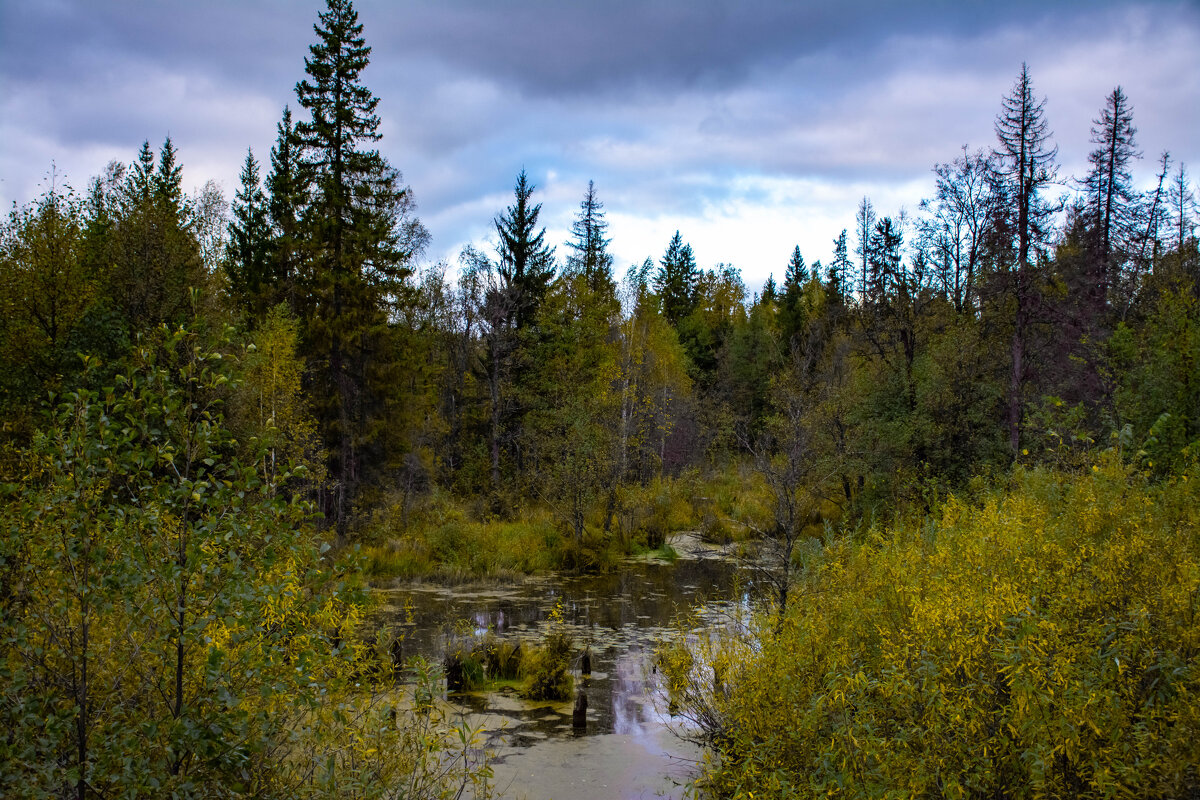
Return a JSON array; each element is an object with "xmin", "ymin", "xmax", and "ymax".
[{"xmin": 663, "ymin": 459, "xmax": 1200, "ymax": 798}]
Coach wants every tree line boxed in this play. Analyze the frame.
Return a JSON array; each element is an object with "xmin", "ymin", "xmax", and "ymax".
[{"xmin": 1, "ymin": 2, "xmax": 1197, "ymax": 551}]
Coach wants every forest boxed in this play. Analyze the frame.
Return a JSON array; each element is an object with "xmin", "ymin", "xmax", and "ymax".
[{"xmin": 2, "ymin": 0, "xmax": 1199, "ymax": 797}]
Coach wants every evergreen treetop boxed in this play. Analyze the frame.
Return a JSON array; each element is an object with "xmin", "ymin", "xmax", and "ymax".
[{"xmin": 655, "ymin": 230, "xmax": 697, "ymax": 326}]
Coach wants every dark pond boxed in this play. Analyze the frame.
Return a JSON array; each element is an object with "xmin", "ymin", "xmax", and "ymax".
[{"xmin": 374, "ymin": 535, "xmax": 750, "ymax": 799}]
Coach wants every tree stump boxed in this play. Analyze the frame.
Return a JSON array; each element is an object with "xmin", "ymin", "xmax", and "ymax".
[
  {"xmin": 572, "ymin": 689, "xmax": 588, "ymax": 729},
  {"xmin": 391, "ymin": 638, "xmax": 404, "ymax": 674}
]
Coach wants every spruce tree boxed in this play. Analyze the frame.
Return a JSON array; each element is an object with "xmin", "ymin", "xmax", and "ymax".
[
  {"xmin": 266, "ymin": 106, "xmax": 306, "ymax": 310},
  {"xmin": 867, "ymin": 217, "xmax": 903, "ymax": 304},
  {"xmin": 565, "ymin": 180, "xmax": 614, "ymax": 294},
  {"xmin": 779, "ymin": 245, "xmax": 807, "ymax": 347},
  {"xmin": 992, "ymin": 63, "xmax": 1058, "ymax": 455},
  {"xmin": 993, "ymin": 63, "xmax": 1058, "ymax": 275},
  {"xmin": 1169, "ymin": 162, "xmax": 1197, "ymax": 249},
  {"xmin": 828, "ymin": 229, "xmax": 851, "ymax": 302},
  {"xmin": 854, "ymin": 197, "xmax": 877, "ymax": 301},
  {"xmin": 226, "ymin": 148, "xmax": 272, "ymax": 318},
  {"xmin": 761, "ymin": 273, "xmax": 778, "ymax": 305},
  {"xmin": 495, "ymin": 169, "xmax": 555, "ymax": 330},
  {"xmin": 293, "ymin": 0, "xmax": 426, "ymax": 539},
  {"xmin": 107, "ymin": 138, "xmax": 203, "ymax": 333},
  {"xmin": 655, "ymin": 231, "xmax": 697, "ymax": 326},
  {"xmin": 1082, "ymin": 86, "xmax": 1140, "ymax": 296},
  {"xmin": 153, "ymin": 135, "xmax": 185, "ymax": 213}
]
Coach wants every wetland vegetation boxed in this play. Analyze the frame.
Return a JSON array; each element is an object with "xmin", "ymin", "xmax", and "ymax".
[{"xmin": 2, "ymin": 0, "xmax": 1199, "ymax": 797}]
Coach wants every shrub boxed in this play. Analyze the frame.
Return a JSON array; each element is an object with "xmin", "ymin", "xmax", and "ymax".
[
  {"xmin": 520, "ymin": 601, "xmax": 574, "ymax": 701},
  {"xmin": 663, "ymin": 458, "xmax": 1200, "ymax": 798}
]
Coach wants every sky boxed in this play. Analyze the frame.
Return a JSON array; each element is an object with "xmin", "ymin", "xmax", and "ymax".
[{"xmin": 2, "ymin": 0, "xmax": 1199, "ymax": 291}]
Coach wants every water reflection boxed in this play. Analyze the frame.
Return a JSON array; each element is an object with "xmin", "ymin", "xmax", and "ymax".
[
  {"xmin": 377, "ymin": 549, "xmax": 746, "ymax": 739},
  {"xmin": 374, "ymin": 543, "xmax": 752, "ymax": 799}
]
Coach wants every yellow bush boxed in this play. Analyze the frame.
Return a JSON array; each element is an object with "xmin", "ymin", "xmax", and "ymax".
[{"xmin": 665, "ymin": 459, "xmax": 1200, "ymax": 798}]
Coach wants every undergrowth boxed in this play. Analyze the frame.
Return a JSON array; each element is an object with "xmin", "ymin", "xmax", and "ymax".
[{"xmin": 662, "ymin": 457, "xmax": 1200, "ymax": 798}]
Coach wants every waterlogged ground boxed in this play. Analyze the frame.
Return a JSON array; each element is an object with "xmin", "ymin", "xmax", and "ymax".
[{"xmin": 374, "ymin": 534, "xmax": 749, "ymax": 800}]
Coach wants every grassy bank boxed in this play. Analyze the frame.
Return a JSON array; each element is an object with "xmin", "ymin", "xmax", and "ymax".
[{"xmin": 358, "ymin": 467, "xmax": 769, "ymax": 583}]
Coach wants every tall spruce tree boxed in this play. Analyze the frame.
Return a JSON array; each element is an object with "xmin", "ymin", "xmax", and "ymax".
[
  {"xmin": 1082, "ymin": 86, "xmax": 1140, "ymax": 298},
  {"xmin": 779, "ymin": 245, "xmax": 807, "ymax": 348},
  {"xmin": 866, "ymin": 217, "xmax": 903, "ymax": 305},
  {"xmin": 495, "ymin": 169, "xmax": 555, "ymax": 331},
  {"xmin": 225, "ymin": 148, "xmax": 272, "ymax": 318},
  {"xmin": 828, "ymin": 229, "xmax": 851, "ymax": 302},
  {"xmin": 266, "ymin": 106, "xmax": 306, "ymax": 310},
  {"xmin": 854, "ymin": 197, "xmax": 877, "ymax": 302},
  {"xmin": 655, "ymin": 230, "xmax": 697, "ymax": 326},
  {"xmin": 565, "ymin": 180, "xmax": 614, "ymax": 294},
  {"xmin": 1170, "ymin": 162, "xmax": 1197, "ymax": 249},
  {"xmin": 992, "ymin": 63, "xmax": 1058, "ymax": 455},
  {"xmin": 294, "ymin": 0, "xmax": 426, "ymax": 539}
]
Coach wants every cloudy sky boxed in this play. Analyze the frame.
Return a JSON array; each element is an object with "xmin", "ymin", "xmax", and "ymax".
[{"xmin": 3, "ymin": 0, "xmax": 1199, "ymax": 289}]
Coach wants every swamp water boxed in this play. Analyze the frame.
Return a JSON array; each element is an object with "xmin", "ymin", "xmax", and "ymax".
[{"xmin": 374, "ymin": 534, "xmax": 749, "ymax": 800}]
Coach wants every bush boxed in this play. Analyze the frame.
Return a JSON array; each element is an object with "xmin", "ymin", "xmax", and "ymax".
[
  {"xmin": 520, "ymin": 602, "xmax": 575, "ymax": 701},
  {"xmin": 662, "ymin": 458, "xmax": 1200, "ymax": 798},
  {"xmin": 0, "ymin": 325, "xmax": 494, "ymax": 799}
]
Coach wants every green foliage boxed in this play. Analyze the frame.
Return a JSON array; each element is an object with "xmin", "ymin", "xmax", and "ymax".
[
  {"xmin": 520, "ymin": 602, "xmax": 575, "ymax": 702},
  {"xmin": 104, "ymin": 138, "xmax": 209, "ymax": 333},
  {"xmin": 1113, "ymin": 286, "xmax": 1200, "ymax": 475},
  {"xmin": 663, "ymin": 460, "xmax": 1200, "ymax": 798},
  {"xmin": 614, "ymin": 473, "xmax": 698, "ymax": 549},
  {"xmin": 293, "ymin": 0, "xmax": 429, "ymax": 541},
  {"xmin": 0, "ymin": 322, "xmax": 491, "ymax": 799},
  {"xmin": 360, "ymin": 491, "xmax": 566, "ymax": 581},
  {"xmin": 655, "ymin": 230, "xmax": 698, "ymax": 327},
  {"xmin": 225, "ymin": 148, "xmax": 273, "ymax": 318}
]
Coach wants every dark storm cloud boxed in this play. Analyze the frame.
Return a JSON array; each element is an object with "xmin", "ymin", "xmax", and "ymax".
[
  {"xmin": 2, "ymin": 1, "xmax": 1198, "ymax": 284},
  {"xmin": 367, "ymin": 0, "xmax": 1120, "ymax": 96}
]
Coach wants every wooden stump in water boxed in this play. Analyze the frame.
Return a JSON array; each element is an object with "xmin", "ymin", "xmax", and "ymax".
[
  {"xmin": 580, "ymin": 647, "xmax": 592, "ymax": 677},
  {"xmin": 445, "ymin": 652, "xmax": 464, "ymax": 692},
  {"xmin": 391, "ymin": 638, "xmax": 404, "ymax": 674},
  {"xmin": 572, "ymin": 689, "xmax": 588, "ymax": 729}
]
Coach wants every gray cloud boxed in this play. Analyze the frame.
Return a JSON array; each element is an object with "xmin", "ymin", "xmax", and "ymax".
[{"xmin": 2, "ymin": 0, "xmax": 1198, "ymax": 287}]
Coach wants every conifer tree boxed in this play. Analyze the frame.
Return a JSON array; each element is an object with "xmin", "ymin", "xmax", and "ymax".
[
  {"xmin": 854, "ymin": 197, "xmax": 877, "ymax": 302},
  {"xmin": 495, "ymin": 169, "xmax": 555, "ymax": 330},
  {"xmin": 225, "ymin": 148, "xmax": 272, "ymax": 318},
  {"xmin": 779, "ymin": 246, "xmax": 807, "ymax": 347},
  {"xmin": 761, "ymin": 273, "xmax": 778, "ymax": 305},
  {"xmin": 293, "ymin": 0, "xmax": 427, "ymax": 539},
  {"xmin": 994, "ymin": 63, "xmax": 1058, "ymax": 276},
  {"xmin": 783, "ymin": 246, "xmax": 806, "ymax": 295},
  {"xmin": 655, "ymin": 230, "xmax": 697, "ymax": 326},
  {"xmin": 565, "ymin": 180, "xmax": 614, "ymax": 295},
  {"xmin": 153, "ymin": 135, "xmax": 185, "ymax": 212},
  {"xmin": 1082, "ymin": 86, "xmax": 1140, "ymax": 295},
  {"xmin": 107, "ymin": 138, "xmax": 203, "ymax": 333},
  {"xmin": 992, "ymin": 63, "xmax": 1058, "ymax": 455},
  {"xmin": 866, "ymin": 217, "xmax": 903, "ymax": 304},
  {"xmin": 1169, "ymin": 162, "xmax": 1197, "ymax": 250},
  {"xmin": 828, "ymin": 229, "xmax": 851, "ymax": 302},
  {"xmin": 266, "ymin": 106, "xmax": 306, "ymax": 310}
]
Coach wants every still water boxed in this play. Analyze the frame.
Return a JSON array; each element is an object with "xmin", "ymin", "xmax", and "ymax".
[{"xmin": 374, "ymin": 536, "xmax": 747, "ymax": 800}]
